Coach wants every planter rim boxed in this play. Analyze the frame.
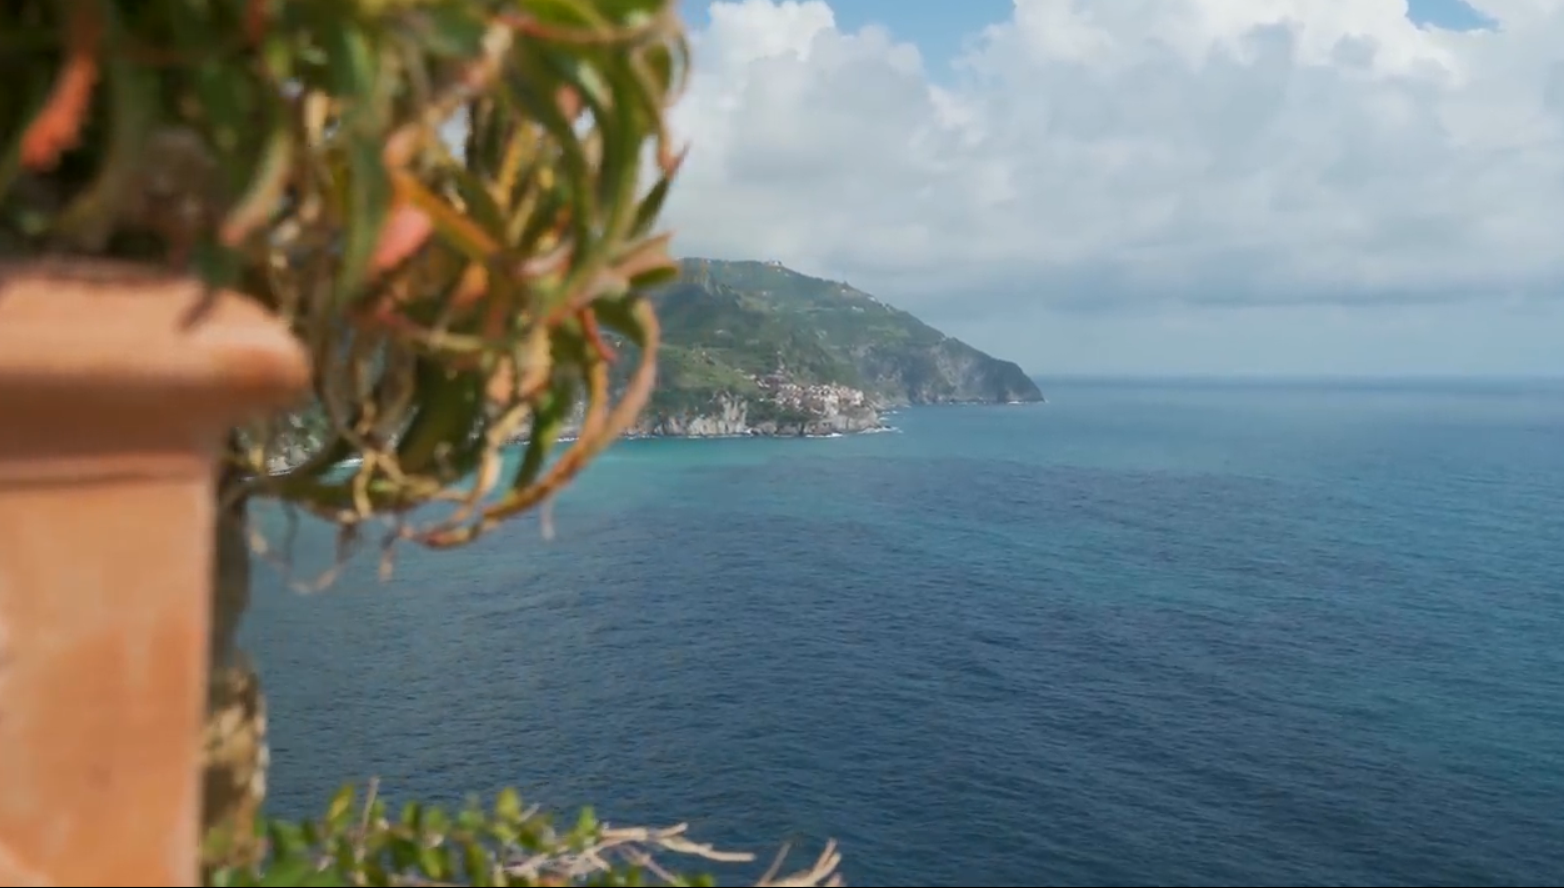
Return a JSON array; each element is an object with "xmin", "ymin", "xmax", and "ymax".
[
  {"xmin": 0, "ymin": 257, "xmax": 308, "ymax": 411},
  {"xmin": 0, "ymin": 257, "xmax": 311, "ymax": 484}
]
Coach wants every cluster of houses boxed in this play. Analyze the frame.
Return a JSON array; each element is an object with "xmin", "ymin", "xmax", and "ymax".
[{"xmin": 753, "ymin": 369, "xmax": 872, "ymax": 414}]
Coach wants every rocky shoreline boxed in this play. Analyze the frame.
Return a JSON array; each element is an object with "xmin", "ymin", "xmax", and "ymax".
[
  {"xmin": 261, "ymin": 386, "xmax": 889, "ymax": 474},
  {"xmin": 261, "ymin": 383, "xmax": 1041, "ymax": 473},
  {"xmin": 630, "ymin": 376, "xmax": 887, "ymax": 438}
]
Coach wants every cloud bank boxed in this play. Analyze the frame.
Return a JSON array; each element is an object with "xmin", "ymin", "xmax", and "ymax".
[{"xmin": 663, "ymin": 0, "xmax": 1564, "ymax": 364}]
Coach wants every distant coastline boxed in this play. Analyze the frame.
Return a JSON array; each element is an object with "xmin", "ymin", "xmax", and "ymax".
[{"xmin": 264, "ymin": 400, "xmax": 1045, "ymax": 474}]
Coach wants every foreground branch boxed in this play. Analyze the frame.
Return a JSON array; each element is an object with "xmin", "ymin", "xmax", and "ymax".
[{"xmin": 206, "ymin": 781, "xmax": 846, "ymax": 887}]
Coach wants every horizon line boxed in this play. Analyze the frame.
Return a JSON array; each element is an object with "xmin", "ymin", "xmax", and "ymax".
[{"xmin": 1026, "ymin": 373, "xmax": 1564, "ymax": 384}]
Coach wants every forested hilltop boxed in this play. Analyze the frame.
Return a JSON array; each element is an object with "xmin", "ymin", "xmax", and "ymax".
[{"xmin": 612, "ymin": 258, "xmax": 1044, "ymax": 437}]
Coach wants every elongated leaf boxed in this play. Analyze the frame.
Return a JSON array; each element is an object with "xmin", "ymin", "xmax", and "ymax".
[
  {"xmin": 394, "ymin": 358, "xmax": 485, "ymax": 477},
  {"xmin": 333, "ymin": 138, "xmax": 394, "ymax": 308},
  {"xmin": 395, "ymin": 171, "xmax": 500, "ymax": 263},
  {"xmin": 220, "ymin": 109, "xmax": 294, "ymax": 246}
]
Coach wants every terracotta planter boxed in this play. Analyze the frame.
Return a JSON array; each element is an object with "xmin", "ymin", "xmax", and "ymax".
[{"xmin": 0, "ymin": 260, "xmax": 309, "ymax": 887}]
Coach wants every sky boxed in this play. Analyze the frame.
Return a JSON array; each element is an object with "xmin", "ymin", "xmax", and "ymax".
[{"xmin": 660, "ymin": 0, "xmax": 1564, "ymax": 378}]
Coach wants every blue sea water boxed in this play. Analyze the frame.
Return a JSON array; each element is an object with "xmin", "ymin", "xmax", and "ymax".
[{"xmin": 244, "ymin": 378, "xmax": 1564, "ymax": 887}]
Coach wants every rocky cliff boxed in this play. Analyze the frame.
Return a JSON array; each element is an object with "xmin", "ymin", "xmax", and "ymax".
[{"xmin": 628, "ymin": 379, "xmax": 885, "ymax": 438}]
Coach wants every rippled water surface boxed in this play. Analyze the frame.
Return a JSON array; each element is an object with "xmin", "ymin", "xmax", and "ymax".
[{"xmin": 247, "ymin": 379, "xmax": 1564, "ymax": 886}]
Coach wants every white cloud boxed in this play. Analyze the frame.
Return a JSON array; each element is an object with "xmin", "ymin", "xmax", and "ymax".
[{"xmin": 663, "ymin": 0, "xmax": 1564, "ymax": 335}]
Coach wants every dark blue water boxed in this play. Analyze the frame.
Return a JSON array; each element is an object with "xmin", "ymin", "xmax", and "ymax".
[{"xmin": 244, "ymin": 379, "xmax": 1564, "ymax": 887}]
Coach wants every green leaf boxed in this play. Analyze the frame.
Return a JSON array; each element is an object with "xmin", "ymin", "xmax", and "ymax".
[
  {"xmin": 417, "ymin": 843, "xmax": 448, "ymax": 880},
  {"xmin": 324, "ymin": 25, "xmax": 380, "ymax": 127},
  {"xmin": 463, "ymin": 839, "xmax": 492, "ymax": 887},
  {"xmin": 627, "ymin": 263, "xmax": 678, "ymax": 293},
  {"xmin": 333, "ymin": 136, "xmax": 394, "ymax": 309},
  {"xmin": 268, "ymin": 820, "xmax": 308, "ymax": 860},
  {"xmin": 409, "ymin": 3, "xmax": 489, "ymax": 58},
  {"xmin": 164, "ymin": 2, "xmax": 254, "ymax": 179},
  {"xmin": 397, "ymin": 172, "xmax": 499, "ymax": 263},
  {"xmin": 389, "ymin": 832, "xmax": 421, "ymax": 872},
  {"xmin": 569, "ymin": 805, "xmax": 601, "ymax": 851},
  {"xmin": 639, "ymin": 40, "xmax": 682, "ymax": 96},
  {"xmin": 333, "ymin": 840, "xmax": 356, "ymax": 878},
  {"xmin": 219, "ymin": 105, "xmax": 295, "ymax": 246},
  {"xmin": 362, "ymin": 858, "xmax": 391, "ymax": 886},
  {"xmin": 192, "ymin": 236, "xmax": 242, "ymax": 292},
  {"xmin": 261, "ymin": 30, "xmax": 297, "ymax": 82},
  {"xmin": 319, "ymin": 21, "xmax": 392, "ymax": 308},
  {"xmin": 447, "ymin": 164, "xmax": 511, "ymax": 246},
  {"xmin": 423, "ymin": 806, "xmax": 450, "ymax": 835},
  {"xmin": 394, "ymin": 360, "xmax": 485, "ymax": 477},
  {"xmin": 495, "ymin": 787, "xmax": 524, "ymax": 823},
  {"xmin": 591, "ymin": 294, "xmax": 652, "ymax": 349},
  {"xmin": 500, "ymin": 55, "xmax": 595, "ymax": 252},
  {"xmin": 631, "ymin": 173, "xmax": 676, "ymax": 239},
  {"xmin": 400, "ymin": 799, "xmax": 422, "ymax": 827},
  {"xmin": 253, "ymin": 858, "xmax": 344, "ymax": 887},
  {"xmin": 458, "ymin": 801, "xmax": 487, "ymax": 832},
  {"xmin": 511, "ymin": 385, "xmax": 569, "ymax": 490},
  {"xmin": 326, "ymin": 784, "xmax": 357, "ymax": 830},
  {"xmin": 517, "ymin": 0, "xmax": 606, "ymax": 30}
]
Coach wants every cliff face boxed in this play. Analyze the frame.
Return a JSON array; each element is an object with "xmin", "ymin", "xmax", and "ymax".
[
  {"xmin": 850, "ymin": 336, "xmax": 1045, "ymax": 405},
  {"xmin": 628, "ymin": 383, "xmax": 884, "ymax": 438},
  {"xmin": 616, "ymin": 259, "xmax": 1043, "ymax": 436}
]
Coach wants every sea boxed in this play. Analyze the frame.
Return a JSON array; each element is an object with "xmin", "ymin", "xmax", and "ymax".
[{"xmin": 244, "ymin": 377, "xmax": 1564, "ymax": 887}]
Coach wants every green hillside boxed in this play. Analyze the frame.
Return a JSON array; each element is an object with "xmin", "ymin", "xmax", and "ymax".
[{"xmin": 629, "ymin": 258, "xmax": 1043, "ymax": 417}]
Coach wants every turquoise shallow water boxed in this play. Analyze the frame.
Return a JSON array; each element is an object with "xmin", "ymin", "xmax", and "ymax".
[{"xmin": 245, "ymin": 379, "xmax": 1564, "ymax": 887}]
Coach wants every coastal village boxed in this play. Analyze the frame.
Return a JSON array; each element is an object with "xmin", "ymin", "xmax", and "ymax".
[{"xmin": 754, "ymin": 367, "xmax": 876, "ymax": 416}]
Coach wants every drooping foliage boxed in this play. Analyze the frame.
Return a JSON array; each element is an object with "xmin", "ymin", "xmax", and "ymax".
[{"xmin": 2, "ymin": 0, "xmax": 688, "ymax": 550}]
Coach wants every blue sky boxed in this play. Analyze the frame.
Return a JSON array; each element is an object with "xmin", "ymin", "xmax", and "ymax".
[
  {"xmin": 681, "ymin": 0, "xmax": 1016, "ymax": 75},
  {"xmin": 1405, "ymin": 0, "xmax": 1496, "ymax": 30},
  {"xmin": 667, "ymin": 1, "xmax": 1564, "ymax": 377},
  {"xmin": 680, "ymin": 1, "xmax": 1497, "ymax": 71}
]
